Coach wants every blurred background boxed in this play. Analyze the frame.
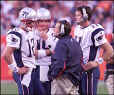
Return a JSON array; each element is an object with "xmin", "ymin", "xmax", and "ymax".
[{"xmin": 1, "ymin": 1, "xmax": 113, "ymax": 95}]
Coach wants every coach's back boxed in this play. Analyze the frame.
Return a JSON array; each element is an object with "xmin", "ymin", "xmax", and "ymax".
[{"xmin": 49, "ymin": 35, "xmax": 83, "ymax": 86}]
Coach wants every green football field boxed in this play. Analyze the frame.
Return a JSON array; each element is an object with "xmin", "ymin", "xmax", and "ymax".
[{"xmin": 1, "ymin": 80, "xmax": 108, "ymax": 95}]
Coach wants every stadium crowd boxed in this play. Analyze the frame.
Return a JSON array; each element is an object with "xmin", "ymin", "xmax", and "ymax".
[{"xmin": 1, "ymin": 1, "xmax": 113, "ymax": 35}]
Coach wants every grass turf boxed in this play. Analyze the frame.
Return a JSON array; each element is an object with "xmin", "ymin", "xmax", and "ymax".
[{"xmin": 0, "ymin": 80, "xmax": 108, "ymax": 95}]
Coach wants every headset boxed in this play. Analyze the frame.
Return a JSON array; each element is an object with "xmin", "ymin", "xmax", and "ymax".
[
  {"xmin": 58, "ymin": 20, "xmax": 70, "ymax": 37},
  {"xmin": 59, "ymin": 21, "xmax": 65, "ymax": 36},
  {"xmin": 82, "ymin": 8, "xmax": 88, "ymax": 21}
]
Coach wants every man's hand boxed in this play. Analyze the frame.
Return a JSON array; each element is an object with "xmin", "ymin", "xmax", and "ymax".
[
  {"xmin": 40, "ymin": 31, "xmax": 48, "ymax": 40},
  {"xmin": 82, "ymin": 61, "xmax": 99, "ymax": 71},
  {"xmin": 46, "ymin": 49, "xmax": 52, "ymax": 56},
  {"xmin": 18, "ymin": 67, "xmax": 29, "ymax": 74}
]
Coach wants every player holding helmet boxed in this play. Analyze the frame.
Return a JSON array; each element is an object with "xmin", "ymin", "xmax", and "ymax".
[
  {"xmin": 32, "ymin": 8, "xmax": 58, "ymax": 95},
  {"xmin": 73, "ymin": 6, "xmax": 113, "ymax": 95},
  {"xmin": 3, "ymin": 7, "xmax": 43, "ymax": 95}
]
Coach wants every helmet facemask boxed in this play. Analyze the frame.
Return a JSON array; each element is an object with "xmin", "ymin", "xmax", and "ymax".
[
  {"xmin": 36, "ymin": 8, "xmax": 51, "ymax": 32},
  {"xmin": 20, "ymin": 19, "xmax": 35, "ymax": 31}
]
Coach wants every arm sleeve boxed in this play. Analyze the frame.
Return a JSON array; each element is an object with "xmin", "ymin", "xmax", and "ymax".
[
  {"xmin": 37, "ymin": 49, "xmax": 46, "ymax": 59},
  {"xmin": 6, "ymin": 32, "xmax": 21, "ymax": 49}
]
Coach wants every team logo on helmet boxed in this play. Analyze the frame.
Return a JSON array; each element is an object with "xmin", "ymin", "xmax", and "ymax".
[{"xmin": 19, "ymin": 7, "xmax": 36, "ymax": 21}]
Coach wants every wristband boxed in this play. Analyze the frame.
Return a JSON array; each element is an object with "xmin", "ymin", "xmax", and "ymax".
[
  {"xmin": 96, "ymin": 57, "xmax": 104, "ymax": 64},
  {"xmin": 8, "ymin": 63, "xmax": 19, "ymax": 72},
  {"xmin": 38, "ymin": 49, "xmax": 46, "ymax": 59}
]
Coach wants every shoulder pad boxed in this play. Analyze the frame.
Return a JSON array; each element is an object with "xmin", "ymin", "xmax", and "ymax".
[
  {"xmin": 91, "ymin": 24, "xmax": 104, "ymax": 31},
  {"xmin": 7, "ymin": 27, "xmax": 20, "ymax": 34}
]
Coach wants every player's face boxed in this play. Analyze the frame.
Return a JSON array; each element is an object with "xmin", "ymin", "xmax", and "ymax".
[
  {"xmin": 36, "ymin": 20, "xmax": 51, "ymax": 31},
  {"xmin": 75, "ymin": 10, "xmax": 83, "ymax": 24},
  {"xmin": 54, "ymin": 22, "xmax": 60, "ymax": 36},
  {"xmin": 21, "ymin": 19, "xmax": 35, "ymax": 28}
]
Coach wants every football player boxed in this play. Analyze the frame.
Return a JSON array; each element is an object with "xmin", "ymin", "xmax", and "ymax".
[
  {"xmin": 3, "ymin": 7, "xmax": 43, "ymax": 95},
  {"xmin": 32, "ymin": 8, "xmax": 58, "ymax": 95},
  {"xmin": 73, "ymin": 6, "xmax": 113, "ymax": 95}
]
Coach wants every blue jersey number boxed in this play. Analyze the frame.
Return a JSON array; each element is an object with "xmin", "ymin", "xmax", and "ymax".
[
  {"xmin": 36, "ymin": 40, "xmax": 47, "ymax": 49},
  {"xmin": 27, "ymin": 39, "xmax": 34, "ymax": 57}
]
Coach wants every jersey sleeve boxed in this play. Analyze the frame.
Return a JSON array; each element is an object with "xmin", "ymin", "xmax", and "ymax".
[
  {"xmin": 92, "ymin": 26, "xmax": 107, "ymax": 47},
  {"xmin": 6, "ymin": 32, "xmax": 21, "ymax": 49}
]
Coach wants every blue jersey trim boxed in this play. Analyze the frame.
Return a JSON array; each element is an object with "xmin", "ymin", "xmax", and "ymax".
[
  {"xmin": 91, "ymin": 28, "xmax": 104, "ymax": 46},
  {"xmin": 88, "ymin": 46, "xmax": 98, "ymax": 61},
  {"xmin": 8, "ymin": 31, "xmax": 24, "ymax": 67},
  {"xmin": 8, "ymin": 31, "xmax": 22, "ymax": 48},
  {"xmin": 89, "ymin": 28, "xmax": 103, "ymax": 61}
]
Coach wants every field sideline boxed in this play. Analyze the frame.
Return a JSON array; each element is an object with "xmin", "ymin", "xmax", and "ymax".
[{"xmin": 1, "ymin": 80, "xmax": 108, "ymax": 95}]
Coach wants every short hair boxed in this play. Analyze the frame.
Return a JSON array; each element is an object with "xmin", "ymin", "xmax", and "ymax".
[{"xmin": 77, "ymin": 6, "xmax": 92, "ymax": 21}]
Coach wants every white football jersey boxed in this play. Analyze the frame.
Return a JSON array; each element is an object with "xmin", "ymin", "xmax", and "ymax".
[
  {"xmin": 74, "ymin": 24, "xmax": 107, "ymax": 64},
  {"xmin": 34, "ymin": 28, "xmax": 58, "ymax": 66},
  {"xmin": 6, "ymin": 28, "xmax": 36, "ymax": 68}
]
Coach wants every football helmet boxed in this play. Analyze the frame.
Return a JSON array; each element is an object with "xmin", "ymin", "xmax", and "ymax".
[
  {"xmin": 19, "ymin": 7, "xmax": 36, "ymax": 21},
  {"xmin": 36, "ymin": 8, "xmax": 51, "ymax": 20},
  {"xmin": 36, "ymin": 8, "xmax": 51, "ymax": 31},
  {"xmin": 19, "ymin": 7, "xmax": 36, "ymax": 31}
]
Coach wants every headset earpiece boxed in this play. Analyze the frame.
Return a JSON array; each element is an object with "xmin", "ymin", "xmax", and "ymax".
[
  {"xmin": 60, "ymin": 24, "xmax": 65, "ymax": 34},
  {"xmin": 82, "ymin": 8, "xmax": 88, "ymax": 21}
]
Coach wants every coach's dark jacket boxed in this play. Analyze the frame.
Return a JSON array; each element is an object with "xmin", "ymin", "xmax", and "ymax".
[{"xmin": 48, "ymin": 35, "xmax": 84, "ymax": 86}]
